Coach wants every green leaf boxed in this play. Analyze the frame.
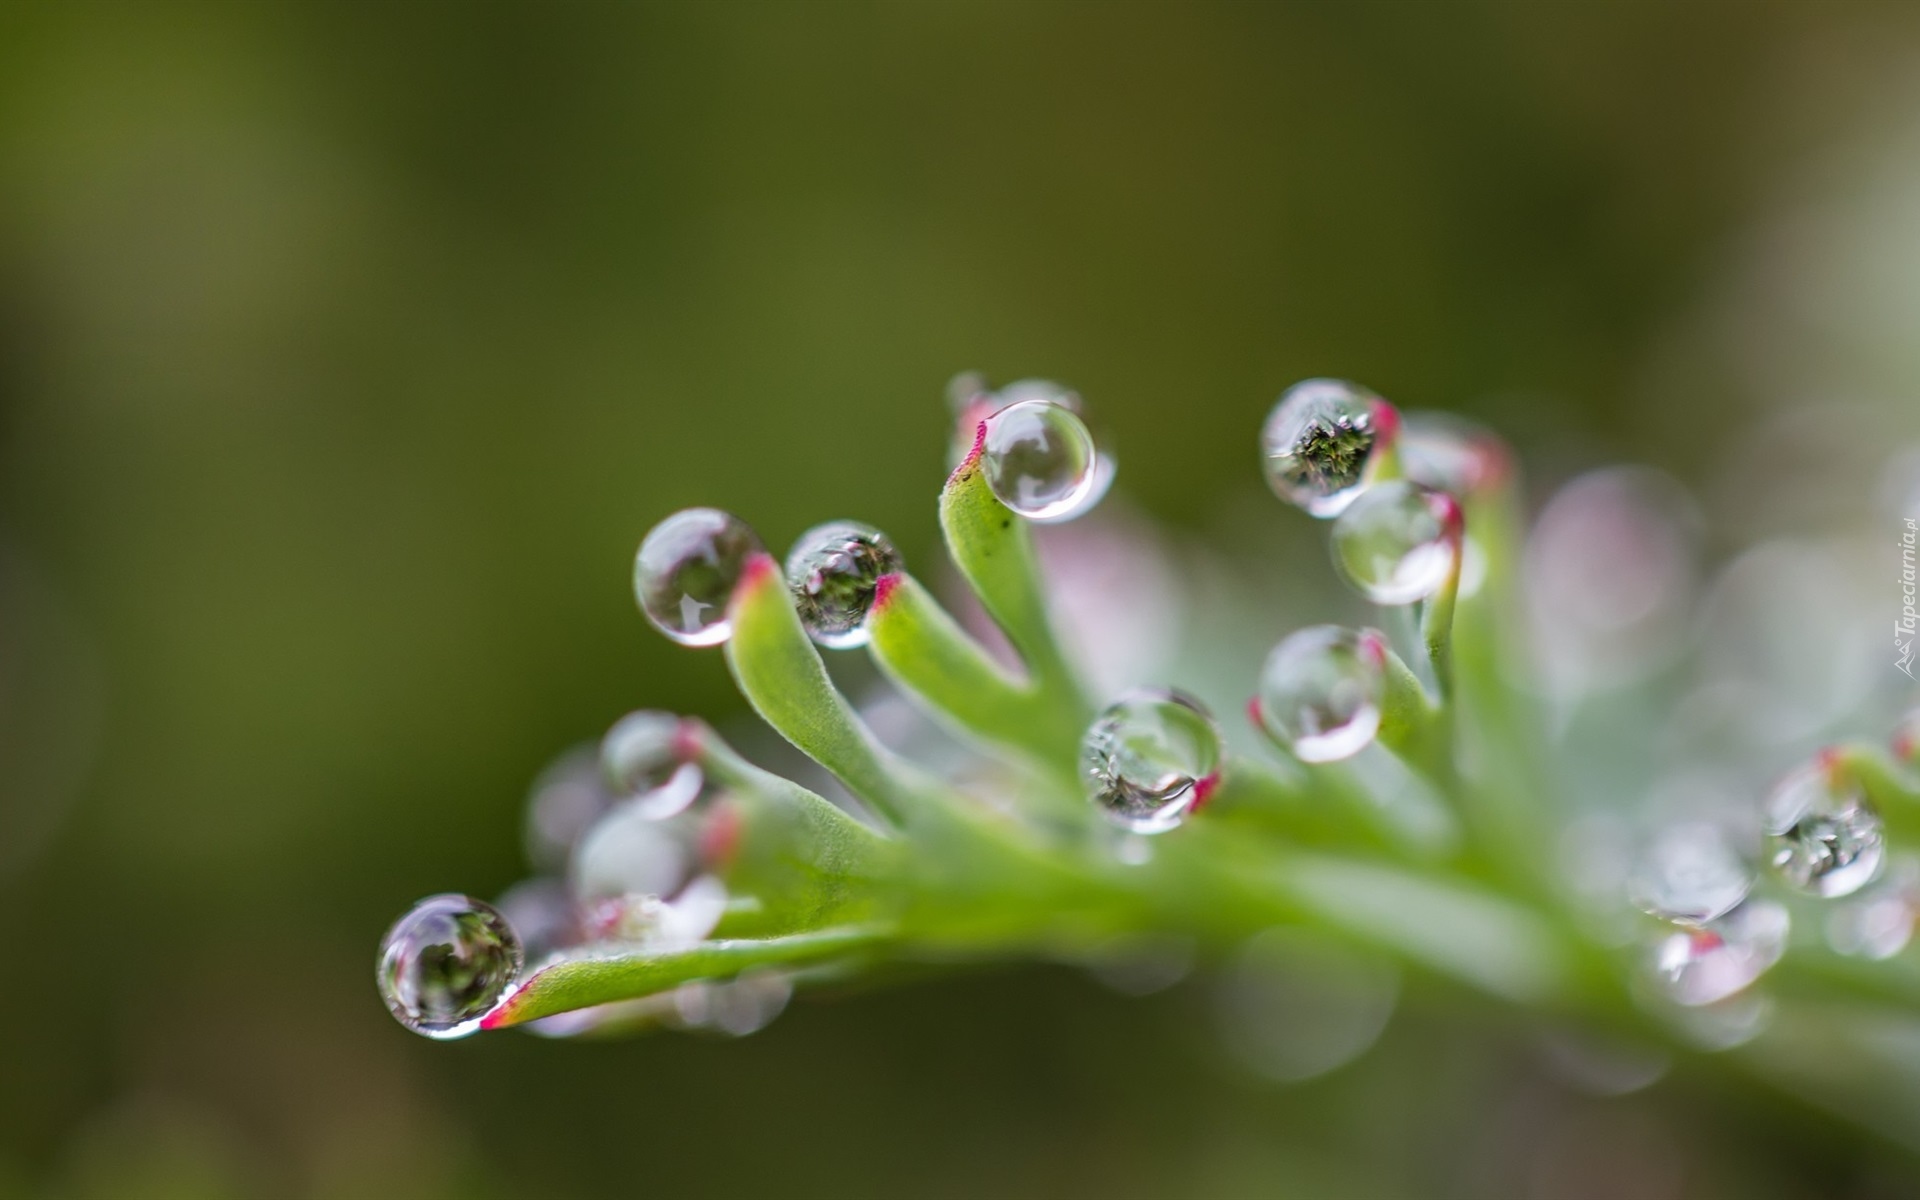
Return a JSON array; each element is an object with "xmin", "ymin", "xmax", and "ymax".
[
  {"xmin": 865, "ymin": 571, "xmax": 1082, "ymax": 777},
  {"xmin": 939, "ymin": 432, "xmax": 1088, "ymax": 716},
  {"xmin": 481, "ymin": 926, "xmax": 893, "ymax": 1030},
  {"xmin": 723, "ymin": 553, "xmax": 948, "ymax": 828}
]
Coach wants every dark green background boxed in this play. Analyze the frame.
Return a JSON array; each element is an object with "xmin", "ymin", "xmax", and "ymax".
[{"xmin": 3, "ymin": 2, "xmax": 1916, "ymax": 1196}]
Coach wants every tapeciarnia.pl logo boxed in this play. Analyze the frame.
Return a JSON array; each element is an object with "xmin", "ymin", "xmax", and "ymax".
[{"xmin": 1900, "ymin": 517, "xmax": 1917, "ymax": 679}]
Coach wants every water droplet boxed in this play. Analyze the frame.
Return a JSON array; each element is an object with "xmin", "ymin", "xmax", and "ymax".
[
  {"xmin": 601, "ymin": 710, "xmax": 704, "ymax": 819},
  {"xmin": 1080, "ymin": 688, "xmax": 1222, "ymax": 834},
  {"xmin": 1255, "ymin": 625, "xmax": 1386, "ymax": 763},
  {"xmin": 1649, "ymin": 898, "xmax": 1788, "ymax": 1007},
  {"xmin": 1628, "ymin": 822, "xmax": 1752, "ymax": 925},
  {"xmin": 981, "ymin": 398, "xmax": 1100, "ymax": 521},
  {"xmin": 1763, "ymin": 760, "xmax": 1884, "ymax": 898},
  {"xmin": 1329, "ymin": 480, "xmax": 1460, "ymax": 605},
  {"xmin": 633, "ymin": 508, "xmax": 763, "ymax": 646},
  {"xmin": 376, "ymin": 894, "xmax": 523, "ymax": 1038},
  {"xmin": 1260, "ymin": 379, "xmax": 1393, "ymax": 518},
  {"xmin": 784, "ymin": 521, "xmax": 901, "ymax": 649}
]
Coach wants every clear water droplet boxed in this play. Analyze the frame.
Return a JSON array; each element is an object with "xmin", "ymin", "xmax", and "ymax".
[
  {"xmin": 1329, "ymin": 481, "xmax": 1460, "ymax": 605},
  {"xmin": 784, "ymin": 520, "xmax": 901, "ymax": 649},
  {"xmin": 634, "ymin": 508, "xmax": 763, "ymax": 646},
  {"xmin": 1260, "ymin": 379, "xmax": 1392, "ymax": 518},
  {"xmin": 981, "ymin": 398, "xmax": 1100, "ymax": 521},
  {"xmin": 376, "ymin": 894, "xmax": 523, "ymax": 1038},
  {"xmin": 1256, "ymin": 625, "xmax": 1386, "ymax": 763},
  {"xmin": 1763, "ymin": 761, "xmax": 1884, "ymax": 898},
  {"xmin": 1628, "ymin": 822, "xmax": 1753, "ymax": 925},
  {"xmin": 601, "ymin": 710, "xmax": 704, "ymax": 819},
  {"xmin": 1650, "ymin": 898, "xmax": 1788, "ymax": 1007},
  {"xmin": 1079, "ymin": 688, "xmax": 1222, "ymax": 834}
]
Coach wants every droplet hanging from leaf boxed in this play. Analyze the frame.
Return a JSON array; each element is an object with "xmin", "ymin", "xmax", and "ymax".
[{"xmin": 634, "ymin": 508, "xmax": 763, "ymax": 647}]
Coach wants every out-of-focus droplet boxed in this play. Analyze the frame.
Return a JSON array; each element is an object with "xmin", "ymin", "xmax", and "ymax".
[
  {"xmin": 784, "ymin": 521, "xmax": 901, "ymax": 649},
  {"xmin": 1256, "ymin": 625, "xmax": 1387, "ymax": 763},
  {"xmin": 671, "ymin": 968, "xmax": 794, "ymax": 1037},
  {"xmin": 572, "ymin": 800, "xmax": 696, "ymax": 903},
  {"xmin": 1081, "ymin": 933, "xmax": 1197, "ymax": 995},
  {"xmin": 981, "ymin": 398, "xmax": 1100, "ymax": 521},
  {"xmin": 523, "ymin": 745, "xmax": 615, "ymax": 872},
  {"xmin": 1763, "ymin": 760, "xmax": 1884, "ymax": 898},
  {"xmin": 1533, "ymin": 1027, "xmax": 1670, "ymax": 1097},
  {"xmin": 1080, "ymin": 688, "xmax": 1222, "ymax": 834},
  {"xmin": 376, "ymin": 894, "xmax": 523, "ymax": 1038},
  {"xmin": 1329, "ymin": 480, "xmax": 1460, "ymax": 605},
  {"xmin": 1650, "ymin": 899, "xmax": 1788, "ymax": 1007},
  {"xmin": 1260, "ymin": 379, "xmax": 1393, "ymax": 518},
  {"xmin": 601, "ymin": 710, "xmax": 705, "ymax": 820},
  {"xmin": 1895, "ymin": 709, "xmax": 1920, "ymax": 767},
  {"xmin": 581, "ymin": 875, "xmax": 730, "ymax": 948},
  {"xmin": 1628, "ymin": 822, "xmax": 1752, "ymax": 925},
  {"xmin": 493, "ymin": 877, "xmax": 580, "ymax": 965},
  {"xmin": 1215, "ymin": 928, "xmax": 1398, "ymax": 1083},
  {"xmin": 1523, "ymin": 467, "xmax": 1698, "ymax": 700},
  {"xmin": 1826, "ymin": 858, "xmax": 1919, "ymax": 959},
  {"xmin": 1398, "ymin": 411, "xmax": 1508, "ymax": 496},
  {"xmin": 634, "ymin": 508, "xmax": 763, "ymax": 646}
]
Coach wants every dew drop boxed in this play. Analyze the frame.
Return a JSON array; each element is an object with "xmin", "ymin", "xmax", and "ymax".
[
  {"xmin": 1762, "ymin": 760, "xmax": 1884, "ymax": 898},
  {"xmin": 1260, "ymin": 379, "xmax": 1392, "ymax": 518},
  {"xmin": 1649, "ymin": 898, "xmax": 1788, "ymax": 1007},
  {"xmin": 784, "ymin": 520, "xmax": 901, "ymax": 649},
  {"xmin": 601, "ymin": 710, "xmax": 704, "ymax": 819},
  {"xmin": 1256, "ymin": 625, "xmax": 1386, "ymax": 763},
  {"xmin": 376, "ymin": 894, "xmax": 523, "ymax": 1038},
  {"xmin": 1628, "ymin": 822, "xmax": 1752, "ymax": 925},
  {"xmin": 981, "ymin": 398, "xmax": 1100, "ymax": 521},
  {"xmin": 1079, "ymin": 688, "xmax": 1222, "ymax": 834},
  {"xmin": 634, "ymin": 508, "xmax": 763, "ymax": 646},
  {"xmin": 1329, "ymin": 480, "xmax": 1460, "ymax": 605}
]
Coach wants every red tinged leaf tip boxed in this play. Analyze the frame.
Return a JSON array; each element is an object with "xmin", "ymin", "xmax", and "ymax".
[
  {"xmin": 1895, "ymin": 728, "xmax": 1916, "ymax": 764},
  {"xmin": 1191, "ymin": 771, "xmax": 1221, "ymax": 813},
  {"xmin": 1246, "ymin": 697, "xmax": 1265, "ymax": 731},
  {"xmin": 738, "ymin": 552, "xmax": 781, "ymax": 592},
  {"xmin": 946, "ymin": 421, "xmax": 989, "ymax": 489},
  {"xmin": 871, "ymin": 572, "xmax": 902, "ymax": 614}
]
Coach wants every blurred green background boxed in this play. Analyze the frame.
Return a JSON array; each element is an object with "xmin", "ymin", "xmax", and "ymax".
[{"xmin": 4, "ymin": 1, "xmax": 1920, "ymax": 1196}]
